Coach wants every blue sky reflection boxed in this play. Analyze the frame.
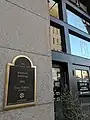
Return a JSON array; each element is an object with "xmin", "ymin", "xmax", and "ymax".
[
  {"xmin": 69, "ymin": 34, "xmax": 90, "ymax": 59},
  {"xmin": 67, "ymin": 10, "xmax": 89, "ymax": 34}
]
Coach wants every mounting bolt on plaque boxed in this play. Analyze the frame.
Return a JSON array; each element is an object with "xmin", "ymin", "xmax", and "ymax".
[{"xmin": 4, "ymin": 55, "xmax": 36, "ymax": 110}]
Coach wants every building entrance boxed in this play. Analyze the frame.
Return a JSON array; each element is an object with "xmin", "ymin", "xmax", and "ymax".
[{"xmin": 52, "ymin": 62, "xmax": 68, "ymax": 120}]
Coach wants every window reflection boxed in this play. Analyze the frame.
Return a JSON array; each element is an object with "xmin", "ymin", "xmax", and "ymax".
[
  {"xmin": 75, "ymin": 69, "xmax": 90, "ymax": 96},
  {"xmin": 82, "ymin": 71, "xmax": 89, "ymax": 81},
  {"xmin": 69, "ymin": 34, "xmax": 90, "ymax": 59},
  {"xmin": 76, "ymin": 70, "xmax": 82, "ymax": 81},
  {"xmin": 52, "ymin": 66, "xmax": 61, "ymax": 120},
  {"xmin": 50, "ymin": 26, "xmax": 62, "ymax": 51},
  {"xmin": 52, "ymin": 68, "xmax": 61, "ymax": 81},
  {"xmin": 69, "ymin": 0, "xmax": 88, "ymax": 13},
  {"xmin": 66, "ymin": 10, "xmax": 90, "ymax": 35},
  {"xmin": 49, "ymin": 0, "xmax": 59, "ymax": 19}
]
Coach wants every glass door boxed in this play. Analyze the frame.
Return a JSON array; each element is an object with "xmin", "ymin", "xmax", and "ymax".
[{"xmin": 52, "ymin": 63, "xmax": 67, "ymax": 120}]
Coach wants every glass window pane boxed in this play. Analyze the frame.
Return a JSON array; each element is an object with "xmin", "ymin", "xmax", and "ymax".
[
  {"xmin": 53, "ymin": 38, "xmax": 55, "ymax": 44},
  {"xmin": 69, "ymin": 34, "xmax": 90, "ymax": 59},
  {"xmin": 66, "ymin": 9, "xmax": 90, "ymax": 35},
  {"xmin": 52, "ymin": 67, "xmax": 61, "ymax": 81},
  {"xmin": 68, "ymin": 0, "xmax": 88, "ymax": 13},
  {"xmin": 82, "ymin": 70, "xmax": 89, "ymax": 81},
  {"xmin": 50, "ymin": 26, "xmax": 62, "ymax": 51},
  {"xmin": 79, "ymin": 2, "xmax": 87, "ymax": 13},
  {"xmin": 69, "ymin": 0, "xmax": 77, "ymax": 4},
  {"xmin": 49, "ymin": 0, "xmax": 59, "ymax": 19},
  {"xmin": 52, "ymin": 66, "xmax": 62, "ymax": 120},
  {"xmin": 75, "ymin": 69, "xmax": 90, "ymax": 96},
  {"xmin": 76, "ymin": 70, "xmax": 82, "ymax": 81}
]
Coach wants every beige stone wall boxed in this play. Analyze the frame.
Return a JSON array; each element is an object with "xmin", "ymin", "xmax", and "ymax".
[{"xmin": 0, "ymin": 0, "xmax": 54, "ymax": 120}]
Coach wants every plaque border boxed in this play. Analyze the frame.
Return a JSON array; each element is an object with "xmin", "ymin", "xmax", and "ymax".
[{"xmin": 4, "ymin": 55, "xmax": 36, "ymax": 110}]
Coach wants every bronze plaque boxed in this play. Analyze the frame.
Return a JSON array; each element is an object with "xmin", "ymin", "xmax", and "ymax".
[{"xmin": 4, "ymin": 55, "xmax": 36, "ymax": 110}]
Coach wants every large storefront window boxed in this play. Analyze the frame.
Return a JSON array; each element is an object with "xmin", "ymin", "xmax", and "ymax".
[
  {"xmin": 66, "ymin": 9, "xmax": 90, "ymax": 35},
  {"xmin": 69, "ymin": 34, "xmax": 90, "ymax": 59}
]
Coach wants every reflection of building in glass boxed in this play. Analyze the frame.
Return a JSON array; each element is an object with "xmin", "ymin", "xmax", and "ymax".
[
  {"xmin": 76, "ymin": 70, "xmax": 89, "ymax": 81},
  {"xmin": 50, "ymin": 26, "xmax": 62, "ymax": 51},
  {"xmin": 69, "ymin": 0, "xmax": 87, "ymax": 13},
  {"xmin": 76, "ymin": 70, "xmax": 82, "ymax": 80},
  {"xmin": 75, "ymin": 69, "xmax": 90, "ymax": 96},
  {"xmin": 49, "ymin": 0, "xmax": 59, "ymax": 18},
  {"xmin": 49, "ymin": 0, "xmax": 62, "ymax": 52},
  {"xmin": 82, "ymin": 71, "xmax": 89, "ymax": 80},
  {"xmin": 52, "ymin": 67, "xmax": 61, "ymax": 81},
  {"xmin": 79, "ymin": 2, "xmax": 87, "ymax": 12},
  {"xmin": 69, "ymin": 34, "xmax": 90, "ymax": 59},
  {"xmin": 67, "ymin": 10, "xmax": 90, "ymax": 35},
  {"xmin": 80, "ymin": 40, "xmax": 89, "ymax": 56}
]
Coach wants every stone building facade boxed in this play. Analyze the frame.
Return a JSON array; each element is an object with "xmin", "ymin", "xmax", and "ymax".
[{"xmin": 0, "ymin": 0, "xmax": 54, "ymax": 120}]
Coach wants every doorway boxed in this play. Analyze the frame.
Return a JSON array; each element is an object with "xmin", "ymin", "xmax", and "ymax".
[{"xmin": 52, "ymin": 62, "xmax": 68, "ymax": 120}]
